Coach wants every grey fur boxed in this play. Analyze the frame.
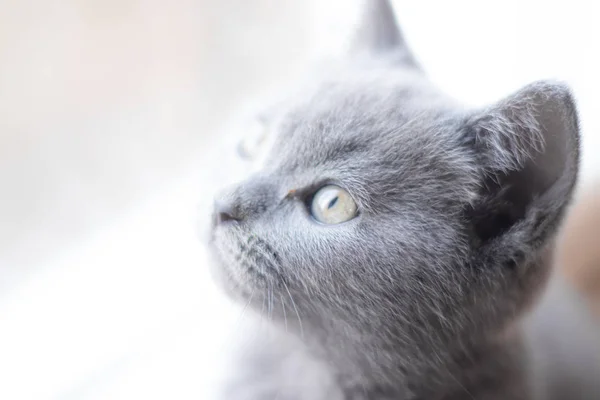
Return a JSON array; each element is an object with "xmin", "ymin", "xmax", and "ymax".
[{"xmin": 207, "ymin": 1, "xmax": 600, "ymax": 399}]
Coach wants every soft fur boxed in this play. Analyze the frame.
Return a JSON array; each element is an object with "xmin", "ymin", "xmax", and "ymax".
[{"xmin": 207, "ymin": 1, "xmax": 600, "ymax": 398}]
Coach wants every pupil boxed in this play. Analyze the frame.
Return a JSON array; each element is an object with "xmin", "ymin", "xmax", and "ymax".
[{"xmin": 327, "ymin": 196, "xmax": 338, "ymax": 209}]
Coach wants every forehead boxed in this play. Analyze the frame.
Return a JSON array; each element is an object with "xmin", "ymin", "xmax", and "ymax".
[{"xmin": 267, "ymin": 69, "xmax": 463, "ymax": 174}]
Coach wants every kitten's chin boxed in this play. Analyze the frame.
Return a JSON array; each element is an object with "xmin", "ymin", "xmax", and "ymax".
[
  {"xmin": 207, "ymin": 248, "xmax": 249, "ymax": 301},
  {"xmin": 207, "ymin": 226, "xmax": 278, "ymax": 306}
]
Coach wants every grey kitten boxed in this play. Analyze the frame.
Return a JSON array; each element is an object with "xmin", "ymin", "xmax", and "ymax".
[{"xmin": 207, "ymin": 0, "xmax": 600, "ymax": 399}]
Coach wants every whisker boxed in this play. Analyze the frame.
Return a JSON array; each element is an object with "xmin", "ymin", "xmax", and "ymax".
[
  {"xmin": 447, "ymin": 370, "xmax": 476, "ymax": 400},
  {"xmin": 267, "ymin": 284, "xmax": 273, "ymax": 322},
  {"xmin": 235, "ymin": 289, "xmax": 255, "ymax": 327},
  {"xmin": 223, "ymin": 288, "xmax": 255, "ymax": 353},
  {"xmin": 283, "ymin": 280, "xmax": 304, "ymax": 339},
  {"xmin": 238, "ymin": 289, "xmax": 266, "ymax": 358},
  {"xmin": 280, "ymin": 294, "xmax": 288, "ymax": 333},
  {"xmin": 260, "ymin": 290, "xmax": 266, "ymax": 324}
]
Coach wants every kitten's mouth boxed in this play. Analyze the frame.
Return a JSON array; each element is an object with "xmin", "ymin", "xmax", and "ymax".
[{"xmin": 209, "ymin": 225, "xmax": 282, "ymax": 292}]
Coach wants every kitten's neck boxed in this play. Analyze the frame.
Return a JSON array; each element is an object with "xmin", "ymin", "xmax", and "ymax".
[
  {"xmin": 301, "ymin": 317, "xmax": 531, "ymax": 400},
  {"xmin": 349, "ymin": 336, "xmax": 528, "ymax": 399}
]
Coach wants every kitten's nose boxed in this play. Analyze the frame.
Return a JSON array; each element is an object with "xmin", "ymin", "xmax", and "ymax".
[
  {"xmin": 213, "ymin": 177, "xmax": 276, "ymax": 226},
  {"xmin": 213, "ymin": 199, "xmax": 241, "ymax": 225}
]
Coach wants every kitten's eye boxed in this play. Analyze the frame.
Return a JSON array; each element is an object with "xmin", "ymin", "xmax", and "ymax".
[{"xmin": 310, "ymin": 185, "xmax": 358, "ymax": 224}]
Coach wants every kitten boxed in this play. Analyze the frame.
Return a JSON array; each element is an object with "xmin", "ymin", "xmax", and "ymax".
[{"xmin": 207, "ymin": 0, "xmax": 600, "ymax": 398}]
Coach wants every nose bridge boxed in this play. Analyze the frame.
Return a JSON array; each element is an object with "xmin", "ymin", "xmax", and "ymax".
[{"xmin": 215, "ymin": 175, "xmax": 278, "ymax": 221}]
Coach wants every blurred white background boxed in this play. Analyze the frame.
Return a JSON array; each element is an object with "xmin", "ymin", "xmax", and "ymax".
[{"xmin": 0, "ymin": 0, "xmax": 599, "ymax": 399}]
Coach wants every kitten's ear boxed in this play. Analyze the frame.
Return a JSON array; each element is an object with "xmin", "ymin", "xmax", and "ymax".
[
  {"xmin": 465, "ymin": 81, "xmax": 580, "ymax": 246},
  {"xmin": 350, "ymin": 0, "xmax": 419, "ymax": 68}
]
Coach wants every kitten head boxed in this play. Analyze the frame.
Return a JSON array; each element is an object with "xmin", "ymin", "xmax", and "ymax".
[{"xmin": 208, "ymin": 0, "xmax": 579, "ymax": 385}]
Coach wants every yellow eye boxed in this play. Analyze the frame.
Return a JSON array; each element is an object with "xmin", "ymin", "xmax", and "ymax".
[{"xmin": 310, "ymin": 185, "xmax": 358, "ymax": 224}]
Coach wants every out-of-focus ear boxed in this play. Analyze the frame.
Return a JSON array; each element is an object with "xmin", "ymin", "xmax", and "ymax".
[
  {"xmin": 350, "ymin": 0, "xmax": 419, "ymax": 68},
  {"xmin": 464, "ymin": 81, "xmax": 580, "ymax": 251}
]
